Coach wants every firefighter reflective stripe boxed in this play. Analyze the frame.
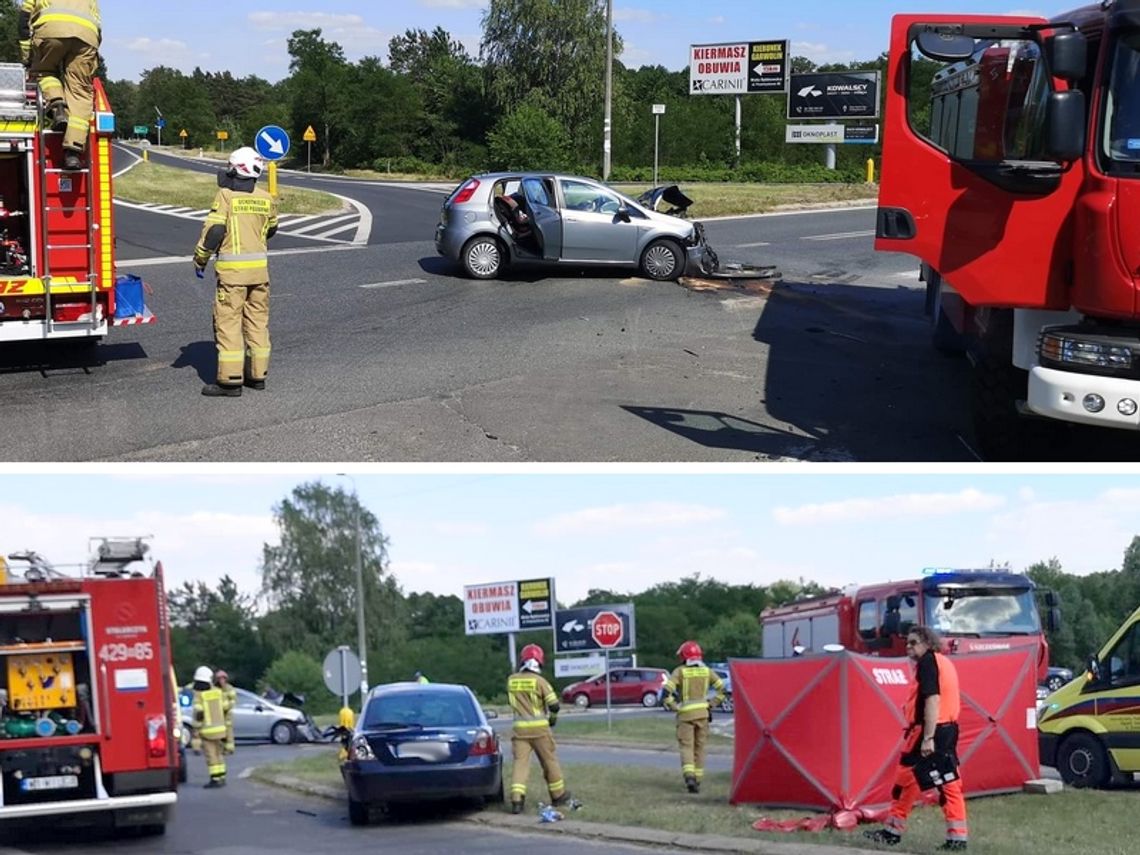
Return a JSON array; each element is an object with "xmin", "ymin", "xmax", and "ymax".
[
  {"xmin": 196, "ymin": 687, "xmax": 226, "ymax": 738},
  {"xmin": 508, "ymin": 673, "xmax": 556, "ymax": 732},
  {"xmin": 26, "ymin": 0, "xmax": 101, "ymax": 36}
]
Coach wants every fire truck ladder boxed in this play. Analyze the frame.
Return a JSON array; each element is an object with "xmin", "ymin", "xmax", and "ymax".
[{"xmin": 33, "ymin": 81, "xmax": 99, "ymax": 337}]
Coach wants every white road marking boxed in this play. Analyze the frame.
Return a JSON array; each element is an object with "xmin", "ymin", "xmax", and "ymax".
[
  {"xmin": 117, "ymin": 244, "xmax": 363, "ymax": 268},
  {"xmin": 360, "ymin": 279, "xmax": 426, "ymax": 289},
  {"xmin": 239, "ymin": 766, "xmax": 255, "ymax": 779},
  {"xmin": 276, "ymin": 214, "xmax": 320, "ymax": 227},
  {"xmin": 801, "ymin": 230, "xmax": 876, "ymax": 241},
  {"xmin": 286, "ymin": 213, "xmax": 358, "ymax": 236},
  {"xmin": 733, "ymin": 241, "xmax": 771, "ymax": 248},
  {"xmin": 313, "ymin": 222, "xmax": 359, "ymax": 240}
]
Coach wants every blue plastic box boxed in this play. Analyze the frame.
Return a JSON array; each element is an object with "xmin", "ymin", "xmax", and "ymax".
[{"xmin": 114, "ymin": 274, "xmax": 145, "ymax": 318}]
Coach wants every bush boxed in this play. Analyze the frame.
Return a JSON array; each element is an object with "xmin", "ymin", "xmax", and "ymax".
[
  {"xmin": 607, "ymin": 162, "xmax": 865, "ymax": 184},
  {"xmin": 260, "ymin": 651, "xmax": 333, "ymax": 711},
  {"xmin": 487, "ymin": 104, "xmax": 571, "ymax": 171}
]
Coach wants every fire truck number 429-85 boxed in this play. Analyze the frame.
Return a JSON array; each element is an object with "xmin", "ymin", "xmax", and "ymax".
[{"xmin": 98, "ymin": 642, "xmax": 154, "ymax": 662}]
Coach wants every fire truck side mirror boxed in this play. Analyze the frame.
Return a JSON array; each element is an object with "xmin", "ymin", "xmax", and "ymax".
[
  {"xmin": 1045, "ymin": 90, "xmax": 1087, "ymax": 162},
  {"xmin": 1047, "ymin": 607, "xmax": 1062, "ymax": 634},
  {"xmin": 913, "ymin": 28, "xmax": 976, "ymax": 62},
  {"xmin": 1048, "ymin": 32, "xmax": 1087, "ymax": 82}
]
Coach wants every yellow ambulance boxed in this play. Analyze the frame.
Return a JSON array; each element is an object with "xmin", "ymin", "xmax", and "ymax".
[{"xmin": 1037, "ymin": 605, "xmax": 1140, "ymax": 788}]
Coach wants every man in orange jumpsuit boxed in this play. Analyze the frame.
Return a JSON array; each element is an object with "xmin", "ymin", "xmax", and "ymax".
[{"xmin": 865, "ymin": 625, "xmax": 968, "ymax": 850}]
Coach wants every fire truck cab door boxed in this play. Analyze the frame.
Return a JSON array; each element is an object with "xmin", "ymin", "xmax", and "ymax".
[{"xmin": 876, "ymin": 15, "xmax": 1083, "ymax": 311}]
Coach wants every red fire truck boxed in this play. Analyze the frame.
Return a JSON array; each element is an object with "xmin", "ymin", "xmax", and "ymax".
[
  {"xmin": 0, "ymin": 62, "xmax": 152, "ymax": 346},
  {"xmin": 760, "ymin": 569, "xmax": 1056, "ymax": 681},
  {"xmin": 0, "ymin": 539, "xmax": 177, "ymax": 834},
  {"xmin": 875, "ymin": 3, "xmax": 1140, "ymax": 458}
]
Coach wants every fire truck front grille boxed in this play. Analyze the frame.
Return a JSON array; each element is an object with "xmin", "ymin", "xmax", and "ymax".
[{"xmin": 0, "ymin": 747, "xmax": 98, "ymax": 805}]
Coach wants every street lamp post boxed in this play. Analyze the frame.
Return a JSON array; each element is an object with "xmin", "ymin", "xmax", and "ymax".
[
  {"xmin": 337, "ymin": 473, "xmax": 369, "ymax": 703},
  {"xmin": 603, "ymin": 0, "xmax": 613, "ymax": 180}
]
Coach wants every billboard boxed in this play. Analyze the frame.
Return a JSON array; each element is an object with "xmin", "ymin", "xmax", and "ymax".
[
  {"xmin": 690, "ymin": 40, "xmax": 789, "ymax": 95},
  {"xmin": 787, "ymin": 71, "xmax": 881, "ymax": 120},
  {"xmin": 463, "ymin": 577, "xmax": 554, "ymax": 635},
  {"xmin": 785, "ymin": 124, "xmax": 880, "ymax": 145},
  {"xmin": 555, "ymin": 603, "xmax": 636, "ymax": 652}
]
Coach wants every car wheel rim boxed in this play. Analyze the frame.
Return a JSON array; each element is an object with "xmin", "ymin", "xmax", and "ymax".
[
  {"xmin": 644, "ymin": 246, "xmax": 676, "ymax": 278},
  {"xmin": 468, "ymin": 242, "xmax": 499, "ymax": 276}
]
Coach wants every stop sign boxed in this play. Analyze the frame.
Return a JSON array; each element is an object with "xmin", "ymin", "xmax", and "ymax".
[{"xmin": 591, "ymin": 611, "xmax": 623, "ymax": 648}]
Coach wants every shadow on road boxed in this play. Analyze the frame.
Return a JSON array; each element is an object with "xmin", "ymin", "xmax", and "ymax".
[
  {"xmin": 0, "ymin": 340, "xmax": 148, "ymax": 376},
  {"xmin": 622, "ymin": 406, "xmax": 823, "ymax": 459},
  {"xmin": 172, "ymin": 340, "xmax": 217, "ymax": 385}
]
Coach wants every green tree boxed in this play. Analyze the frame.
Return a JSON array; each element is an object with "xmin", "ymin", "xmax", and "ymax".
[
  {"xmin": 259, "ymin": 481, "xmax": 406, "ymax": 679},
  {"xmin": 487, "ymin": 102, "xmax": 570, "ymax": 170},
  {"xmin": 702, "ymin": 611, "xmax": 763, "ymax": 661},
  {"xmin": 261, "ymin": 651, "xmax": 330, "ymax": 711},
  {"xmin": 168, "ymin": 575, "xmax": 269, "ymax": 688},
  {"xmin": 133, "ymin": 66, "xmax": 216, "ymax": 147},
  {"xmin": 286, "ymin": 30, "xmax": 348, "ymax": 168},
  {"xmin": 0, "ymin": 0, "xmax": 18, "ymax": 64},
  {"xmin": 481, "ymin": 0, "xmax": 622, "ymax": 160}
]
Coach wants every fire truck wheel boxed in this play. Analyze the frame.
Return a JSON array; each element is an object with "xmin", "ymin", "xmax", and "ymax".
[
  {"xmin": 970, "ymin": 353, "xmax": 1065, "ymax": 461},
  {"xmin": 271, "ymin": 720, "xmax": 297, "ymax": 745},
  {"xmin": 1057, "ymin": 733, "xmax": 1109, "ymax": 789}
]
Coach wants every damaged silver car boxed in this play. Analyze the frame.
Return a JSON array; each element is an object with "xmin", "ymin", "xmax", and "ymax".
[{"xmin": 435, "ymin": 172, "xmax": 718, "ymax": 281}]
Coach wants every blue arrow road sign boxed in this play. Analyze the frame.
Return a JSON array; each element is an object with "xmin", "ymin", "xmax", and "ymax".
[
  {"xmin": 155, "ymin": 118, "xmax": 166, "ymax": 129},
  {"xmin": 255, "ymin": 125, "xmax": 290, "ymax": 161}
]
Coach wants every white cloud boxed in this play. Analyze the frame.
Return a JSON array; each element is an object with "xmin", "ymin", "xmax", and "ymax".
[
  {"xmin": 418, "ymin": 0, "xmax": 487, "ymax": 7},
  {"xmin": 246, "ymin": 11, "xmax": 388, "ymax": 56},
  {"xmin": 533, "ymin": 502, "xmax": 726, "ymax": 536},
  {"xmin": 773, "ymin": 489, "xmax": 1006, "ymax": 526},
  {"xmin": 614, "ymin": 8, "xmax": 659, "ymax": 23},
  {"xmin": 791, "ymin": 40, "xmax": 857, "ymax": 65},
  {"xmin": 432, "ymin": 521, "xmax": 489, "ymax": 537},
  {"xmin": 708, "ymin": 16, "xmax": 725, "ymax": 25},
  {"xmin": 119, "ymin": 37, "xmax": 195, "ymax": 62}
]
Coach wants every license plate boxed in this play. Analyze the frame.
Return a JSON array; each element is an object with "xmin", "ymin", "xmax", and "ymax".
[
  {"xmin": 394, "ymin": 742, "xmax": 449, "ymax": 762},
  {"xmin": 20, "ymin": 775, "xmax": 79, "ymax": 792}
]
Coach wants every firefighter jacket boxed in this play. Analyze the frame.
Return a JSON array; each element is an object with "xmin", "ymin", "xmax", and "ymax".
[
  {"xmin": 220, "ymin": 685, "xmax": 236, "ymax": 724},
  {"xmin": 663, "ymin": 663, "xmax": 725, "ymax": 723},
  {"xmin": 194, "ymin": 184, "xmax": 279, "ymax": 286},
  {"xmin": 18, "ymin": 0, "xmax": 101, "ymax": 52},
  {"xmin": 193, "ymin": 686, "xmax": 227, "ymax": 741},
  {"xmin": 507, "ymin": 669, "xmax": 560, "ymax": 739}
]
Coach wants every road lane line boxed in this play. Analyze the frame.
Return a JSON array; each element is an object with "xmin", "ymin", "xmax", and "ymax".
[
  {"xmin": 287, "ymin": 213, "xmax": 358, "ymax": 235},
  {"xmin": 801, "ymin": 230, "xmax": 876, "ymax": 241},
  {"xmin": 276, "ymin": 214, "xmax": 320, "ymax": 227},
  {"xmin": 360, "ymin": 279, "xmax": 426, "ymax": 289},
  {"xmin": 734, "ymin": 241, "xmax": 771, "ymax": 247},
  {"xmin": 117, "ymin": 244, "xmax": 363, "ymax": 268},
  {"xmin": 313, "ymin": 222, "xmax": 359, "ymax": 240}
]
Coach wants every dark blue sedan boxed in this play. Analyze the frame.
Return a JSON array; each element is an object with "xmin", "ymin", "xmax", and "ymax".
[{"xmin": 342, "ymin": 682, "xmax": 503, "ymax": 825}]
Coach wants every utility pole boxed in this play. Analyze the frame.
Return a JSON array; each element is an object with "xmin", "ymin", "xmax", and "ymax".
[
  {"xmin": 337, "ymin": 473, "xmax": 369, "ymax": 703},
  {"xmin": 603, "ymin": 0, "xmax": 613, "ymax": 181}
]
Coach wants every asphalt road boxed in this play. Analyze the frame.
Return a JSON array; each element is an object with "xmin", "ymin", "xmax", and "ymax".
[
  {"xmin": 0, "ymin": 744, "xmax": 683, "ymax": 855},
  {"xmin": 4, "ymin": 150, "xmax": 1131, "ymax": 460}
]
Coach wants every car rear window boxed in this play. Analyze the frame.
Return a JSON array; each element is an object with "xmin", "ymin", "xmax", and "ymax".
[{"xmin": 363, "ymin": 690, "xmax": 480, "ymax": 729}]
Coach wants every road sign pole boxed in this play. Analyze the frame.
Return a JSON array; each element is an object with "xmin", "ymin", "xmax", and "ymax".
[
  {"xmin": 339, "ymin": 646, "xmax": 349, "ymax": 711},
  {"xmin": 268, "ymin": 161, "xmax": 278, "ymax": 197},
  {"xmin": 508, "ymin": 633, "xmax": 517, "ymax": 671},
  {"xmin": 653, "ymin": 114, "xmax": 660, "ymax": 187},
  {"xmin": 605, "ymin": 649, "xmax": 612, "ymax": 731},
  {"xmin": 307, "ymin": 141, "xmax": 311, "ymax": 173}
]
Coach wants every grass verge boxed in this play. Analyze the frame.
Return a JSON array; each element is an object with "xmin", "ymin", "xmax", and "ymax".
[
  {"xmin": 612, "ymin": 182, "xmax": 879, "ymax": 218},
  {"xmin": 259, "ymin": 747, "xmax": 1136, "ymax": 855},
  {"xmin": 114, "ymin": 160, "xmax": 343, "ymax": 215},
  {"xmin": 553, "ymin": 713, "xmax": 731, "ymax": 747}
]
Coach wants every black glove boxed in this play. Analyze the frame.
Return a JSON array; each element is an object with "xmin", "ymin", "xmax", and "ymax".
[
  {"xmin": 548, "ymin": 714, "xmax": 557, "ymax": 728},
  {"xmin": 708, "ymin": 708, "xmax": 713, "ymax": 722}
]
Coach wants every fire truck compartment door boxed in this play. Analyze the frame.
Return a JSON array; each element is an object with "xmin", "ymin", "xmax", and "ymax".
[{"xmin": 876, "ymin": 15, "xmax": 1081, "ymax": 311}]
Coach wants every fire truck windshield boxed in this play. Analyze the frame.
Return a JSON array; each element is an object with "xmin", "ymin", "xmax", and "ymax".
[
  {"xmin": 923, "ymin": 589, "xmax": 1041, "ymax": 636},
  {"xmin": 1104, "ymin": 30, "xmax": 1140, "ymax": 168}
]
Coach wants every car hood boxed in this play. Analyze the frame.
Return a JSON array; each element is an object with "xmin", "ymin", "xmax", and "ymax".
[{"xmin": 636, "ymin": 185, "xmax": 694, "ymax": 218}]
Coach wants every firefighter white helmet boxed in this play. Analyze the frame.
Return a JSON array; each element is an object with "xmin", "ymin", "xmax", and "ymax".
[
  {"xmin": 194, "ymin": 665, "xmax": 213, "ymax": 683},
  {"xmin": 227, "ymin": 146, "xmax": 264, "ymax": 179}
]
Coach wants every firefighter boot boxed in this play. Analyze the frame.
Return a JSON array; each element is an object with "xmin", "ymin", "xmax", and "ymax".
[
  {"xmin": 938, "ymin": 843, "xmax": 967, "ymax": 852},
  {"xmin": 510, "ymin": 797, "xmax": 525, "ymax": 815},
  {"xmin": 684, "ymin": 774, "xmax": 699, "ymax": 793},
  {"xmin": 201, "ymin": 383, "xmax": 242, "ymax": 397},
  {"xmin": 551, "ymin": 791, "xmax": 574, "ymax": 808},
  {"xmin": 61, "ymin": 149, "xmax": 85, "ymax": 171},
  {"xmin": 47, "ymin": 100, "xmax": 68, "ymax": 132},
  {"xmin": 244, "ymin": 378, "xmax": 266, "ymax": 390},
  {"xmin": 863, "ymin": 829, "xmax": 902, "ymax": 846},
  {"xmin": 204, "ymin": 777, "xmax": 225, "ymax": 789}
]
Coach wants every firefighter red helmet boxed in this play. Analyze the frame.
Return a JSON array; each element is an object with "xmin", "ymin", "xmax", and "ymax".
[
  {"xmin": 677, "ymin": 640, "xmax": 702, "ymax": 661},
  {"xmin": 520, "ymin": 644, "xmax": 545, "ymax": 667}
]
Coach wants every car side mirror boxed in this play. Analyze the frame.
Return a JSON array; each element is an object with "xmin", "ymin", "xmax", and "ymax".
[
  {"xmin": 616, "ymin": 206, "xmax": 631, "ymax": 223},
  {"xmin": 1047, "ymin": 606, "xmax": 1062, "ymax": 633},
  {"xmin": 254, "ymin": 704, "xmax": 264, "ymax": 712},
  {"xmin": 1086, "ymin": 654, "xmax": 1101, "ymax": 682}
]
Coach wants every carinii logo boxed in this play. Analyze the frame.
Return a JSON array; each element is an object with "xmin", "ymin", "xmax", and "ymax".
[{"xmin": 872, "ymin": 668, "xmax": 909, "ymax": 686}]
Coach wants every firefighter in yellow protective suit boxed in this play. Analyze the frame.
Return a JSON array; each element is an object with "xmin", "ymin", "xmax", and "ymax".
[
  {"xmin": 192, "ymin": 665, "xmax": 228, "ymax": 787},
  {"xmin": 214, "ymin": 669, "xmax": 237, "ymax": 754},
  {"xmin": 507, "ymin": 644, "xmax": 573, "ymax": 815},
  {"xmin": 18, "ymin": 0, "xmax": 101, "ymax": 171},
  {"xmin": 662, "ymin": 640, "xmax": 725, "ymax": 793},
  {"xmin": 193, "ymin": 146, "xmax": 279, "ymax": 397}
]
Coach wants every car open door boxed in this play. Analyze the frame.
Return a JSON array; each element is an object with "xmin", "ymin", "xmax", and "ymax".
[
  {"xmin": 521, "ymin": 176, "xmax": 562, "ymax": 261},
  {"xmin": 875, "ymin": 14, "xmax": 1084, "ymax": 311}
]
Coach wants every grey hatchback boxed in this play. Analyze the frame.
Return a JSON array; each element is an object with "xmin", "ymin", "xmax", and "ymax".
[{"xmin": 435, "ymin": 173, "xmax": 713, "ymax": 281}]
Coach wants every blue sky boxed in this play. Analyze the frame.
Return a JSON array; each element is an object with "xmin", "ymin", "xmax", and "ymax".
[
  {"xmin": 101, "ymin": 2, "xmax": 1068, "ymax": 84},
  {"xmin": 1, "ymin": 471, "xmax": 1136, "ymax": 607}
]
